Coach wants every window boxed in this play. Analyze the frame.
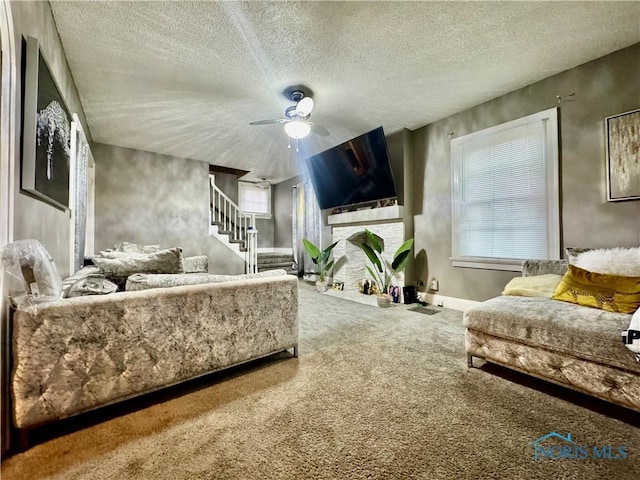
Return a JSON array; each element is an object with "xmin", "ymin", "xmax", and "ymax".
[
  {"xmin": 239, "ymin": 181, "xmax": 271, "ymax": 217},
  {"xmin": 451, "ymin": 108, "xmax": 559, "ymax": 271}
]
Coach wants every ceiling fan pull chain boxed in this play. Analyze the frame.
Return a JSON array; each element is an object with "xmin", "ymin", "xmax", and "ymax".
[
  {"xmin": 288, "ymin": 136, "xmax": 291, "ymax": 149},
  {"xmin": 296, "ymin": 138, "xmax": 300, "ymax": 152}
]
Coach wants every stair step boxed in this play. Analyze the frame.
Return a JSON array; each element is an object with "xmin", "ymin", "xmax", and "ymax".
[
  {"xmin": 257, "ymin": 261, "xmax": 295, "ymax": 269},
  {"xmin": 257, "ymin": 254, "xmax": 294, "ymax": 265},
  {"xmin": 258, "ymin": 265, "xmax": 298, "ymax": 274}
]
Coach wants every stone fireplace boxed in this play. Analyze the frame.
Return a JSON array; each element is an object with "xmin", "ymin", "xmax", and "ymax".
[{"xmin": 329, "ymin": 205, "xmax": 406, "ymax": 298}]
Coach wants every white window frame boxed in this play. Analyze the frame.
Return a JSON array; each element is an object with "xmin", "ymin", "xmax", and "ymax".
[
  {"xmin": 1, "ymin": 0, "xmax": 16, "ymax": 247},
  {"xmin": 450, "ymin": 107, "xmax": 560, "ymax": 271},
  {"xmin": 238, "ymin": 181, "xmax": 272, "ymax": 218}
]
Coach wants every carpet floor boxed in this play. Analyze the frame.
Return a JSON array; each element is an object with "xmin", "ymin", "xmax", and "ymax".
[{"xmin": 2, "ymin": 280, "xmax": 639, "ymax": 479}]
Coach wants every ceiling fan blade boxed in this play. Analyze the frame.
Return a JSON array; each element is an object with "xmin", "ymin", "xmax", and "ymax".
[
  {"xmin": 249, "ymin": 118, "xmax": 288, "ymax": 125},
  {"xmin": 296, "ymin": 97, "xmax": 314, "ymax": 116},
  {"xmin": 309, "ymin": 122, "xmax": 330, "ymax": 137}
]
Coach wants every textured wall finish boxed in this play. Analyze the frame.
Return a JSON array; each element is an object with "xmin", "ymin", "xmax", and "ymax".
[
  {"xmin": 255, "ymin": 218, "xmax": 274, "ymax": 249},
  {"xmin": 412, "ymin": 44, "xmax": 640, "ymax": 302},
  {"xmin": 94, "ymin": 143, "xmax": 245, "ymax": 275},
  {"xmin": 212, "ymin": 171, "xmax": 238, "ymax": 204},
  {"xmin": 273, "ymin": 175, "xmax": 302, "ymax": 249}
]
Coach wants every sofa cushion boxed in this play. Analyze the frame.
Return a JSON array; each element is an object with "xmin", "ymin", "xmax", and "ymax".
[
  {"xmin": 551, "ymin": 264, "xmax": 640, "ymax": 314},
  {"xmin": 182, "ymin": 255, "xmax": 209, "ymax": 273},
  {"xmin": 463, "ymin": 295, "xmax": 639, "ymax": 373},
  {"xmin": 67, "ymin": 274, "xmax": 118, "ymax": 297},
  {"xmin": 113, "ymin": 241, "xmax": 160, "ymax": 254},
  {"xmin": 61, "ymin": 265, "xmax": 101, "ymax": 298},
  {"xmin": 125, "ymin": 269, "xmax": 288, "ymax": 291},
  {"xmin": 521, "ymin": 259, "xmax": 568, "ymax": 277},
  {"xmin": 92, "ymin": 248, "xmax": 183, "ymax": 288},
  {"xmin": 502, "ymin": 274, "xmax": 562, "ymax": 298}
]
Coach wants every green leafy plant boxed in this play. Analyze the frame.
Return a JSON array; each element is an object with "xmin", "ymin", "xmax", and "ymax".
[
  {"xmin": 302, "ymin": 239, "xmax": 339, "ymax": 283},
  {"xmin": 359, "ymin": 229, "xmax": 414, "ymax": 295}
]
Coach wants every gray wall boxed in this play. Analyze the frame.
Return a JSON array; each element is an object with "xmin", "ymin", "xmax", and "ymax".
[
  {"xmin": 385, "ymin": 129, "xmax": 405, "ymax": 205},
  {"xmin": 255, "ymin": 217, "xmax": 274, "ymax": 249},
  {"xmin": 412, "ymin": 43, "xmax": 640, "ymax": 302},
  {"xmin": 273, "ymin": 175, "xmax": 302, "ymax": 248},
  {"xmin": 10, "ymin": 0, "xmax": 91, "ymax": 278},
  {"xmin": 212, "ymin": 171, "xmax": 238, "ymax": 203},
  {"xmin": 94, "ymin": 143, "xmax": 245, "ymax": 274}
]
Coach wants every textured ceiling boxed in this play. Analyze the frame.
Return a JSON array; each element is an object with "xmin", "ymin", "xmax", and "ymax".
[{"xmin": 50, "ymin": 1, "xmax": 640, "ymax": 183}]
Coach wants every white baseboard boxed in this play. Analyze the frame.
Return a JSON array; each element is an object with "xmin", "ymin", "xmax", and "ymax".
[
  {"xmin": 424, "ymin": 293, "xmax": 480, "ymax": 312},
  {"xmin": 257, "ymin": 247, "xmax": 293, "ymax": 254}
]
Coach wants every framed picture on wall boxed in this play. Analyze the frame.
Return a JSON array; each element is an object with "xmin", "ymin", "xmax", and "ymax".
[
  {"xmin": 605, "ymin": 108, "xmax": 640, "ymax": 202},
  {"xmin": 21, "ymin": 35, "xmax": 71, "ymax": 210}
]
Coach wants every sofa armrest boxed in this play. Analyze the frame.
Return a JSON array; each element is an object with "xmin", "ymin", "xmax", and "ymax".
[{"xmin": 521, "ymin": 259, "xmax": 568, "ymax": 277}]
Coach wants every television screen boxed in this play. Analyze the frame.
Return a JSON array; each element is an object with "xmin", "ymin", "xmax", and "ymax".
[{"xmin": 304, "ymin": 126, "xmax": 397, "ymax": 210}]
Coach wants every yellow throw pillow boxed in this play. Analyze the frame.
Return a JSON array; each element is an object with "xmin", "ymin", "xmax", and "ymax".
[
  {"xmin": 551, "ymin": 264, "xmax": 640, "ymax": 313},
  {"xmin": 502, "ymin": 274, "xmax": 563, "ymax": 298}
]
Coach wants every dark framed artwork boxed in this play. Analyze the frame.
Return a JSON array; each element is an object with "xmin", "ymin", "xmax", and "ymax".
[
  {"xmin": 21, "ymin": 35, "xmax": 71, "ymax": 209},
  {"xmin": 605, "ymin": 108, "xmax": 640, "ymax": 202}
]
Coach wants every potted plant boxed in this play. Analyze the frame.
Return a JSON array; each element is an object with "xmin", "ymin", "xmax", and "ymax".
[
  {"xmin": 302, "ymin": 239, "xmax": 339, "ymax": 292},
  {"xmin": 359, "ymin": 229, "xmax": 414, "ymax": 307}
]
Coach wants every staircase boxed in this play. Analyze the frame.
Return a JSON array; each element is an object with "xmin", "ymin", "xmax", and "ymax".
[
  {"xmin": 257, "ymin": 252, "xmax": 298, "ymax": 275},
  {"xmin": 209, "ymin": 177, "xmax": 258, "ymax": 273}
]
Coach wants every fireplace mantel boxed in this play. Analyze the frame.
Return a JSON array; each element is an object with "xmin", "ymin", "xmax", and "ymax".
[{"xmin": 328, "ymin": 205, "xmax": 404, "ymax": 226}]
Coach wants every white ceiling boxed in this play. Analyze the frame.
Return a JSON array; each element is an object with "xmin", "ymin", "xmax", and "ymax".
[{"xmin": 50, "ymin": 1, "xmax": 640, "ymax": 183}]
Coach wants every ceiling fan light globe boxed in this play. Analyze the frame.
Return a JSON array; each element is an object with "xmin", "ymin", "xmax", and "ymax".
[
  {"xmin": 284, "ymin": 121, "xmax": 311, "ymax": 139},
  {"xmin": 296, "ymin": 97, "xmax": 314, "ymax": 116}
]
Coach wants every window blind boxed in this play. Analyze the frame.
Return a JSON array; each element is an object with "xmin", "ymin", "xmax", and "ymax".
[
  {"xmin": 452, "ymin": 108, "xmax": 559, "ymax": 266},
  {"xmin": 239, "ymin": 183, "xmax": 270, "ymax": 215}
]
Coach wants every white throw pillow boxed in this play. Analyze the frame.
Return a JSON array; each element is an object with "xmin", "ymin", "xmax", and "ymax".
[{"xmin": 570, "ymin": 247, "xmax": 640, "ymax": 277}]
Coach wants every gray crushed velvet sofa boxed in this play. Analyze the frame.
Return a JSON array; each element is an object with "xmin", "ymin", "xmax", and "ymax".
[
  {"xmin": 11, "ymin": 272, "xmax": 299, "ymax": 438},
  {"xmin": 464, "ymin": 259, "xmax": 640, "ymax": 411}
]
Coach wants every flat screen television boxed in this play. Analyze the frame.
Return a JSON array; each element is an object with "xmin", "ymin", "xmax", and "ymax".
[{"xmin": 304, "ymin": 126, "xmax": 397, "ymax": 210}]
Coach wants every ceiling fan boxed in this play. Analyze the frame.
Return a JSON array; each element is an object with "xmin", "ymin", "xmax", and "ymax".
[
  {"xmin": 250, "ymin": 87, "xmax": 326, "ymax": 150},
  {"xmin": 255, "ymin": 177, "xmax": 271, "ymax": 189}
]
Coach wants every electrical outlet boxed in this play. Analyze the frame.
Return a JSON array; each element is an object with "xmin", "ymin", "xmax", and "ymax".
[{"xmin": 430, "ymin": 279, "xmax": 439, "ymax": 291}]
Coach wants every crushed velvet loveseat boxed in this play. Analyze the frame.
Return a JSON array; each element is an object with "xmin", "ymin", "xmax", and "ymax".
[
  {"xmin": 464, "ymin": 257, "xmax": 640, "ymax": 412},
  {"xmin": 11, "ymin": 271, "xmax": 299, "ymax": 443}
]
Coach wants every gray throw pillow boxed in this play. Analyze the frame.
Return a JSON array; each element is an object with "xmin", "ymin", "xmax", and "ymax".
[
  {"xmin": 114, "ymin": 242, "xmax": 160, "ymax": 254},
  {"xmin": 93, "ymin": 247, "xmax": 184, "ymax": 288},
  {"xmin": 67, "ymin": 274, "xmax": 118, "ymax": 297},
  {"xmin": 61, "ymin": 265, "xmax": 101, "ymax": 298},
  {"xmin": 182, "ymin": 255, "xmax": 209, "ymax": 273}
]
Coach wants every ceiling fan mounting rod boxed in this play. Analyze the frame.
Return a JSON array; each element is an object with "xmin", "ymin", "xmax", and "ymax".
[{"xmin": 290, "ymin": 90, "xmax": 305, "ymax": 102}]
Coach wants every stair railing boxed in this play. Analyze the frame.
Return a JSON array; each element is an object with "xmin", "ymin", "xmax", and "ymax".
[{"xmin": 209, "ymin": 176, "xmax": 257, "ymax": 273}]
